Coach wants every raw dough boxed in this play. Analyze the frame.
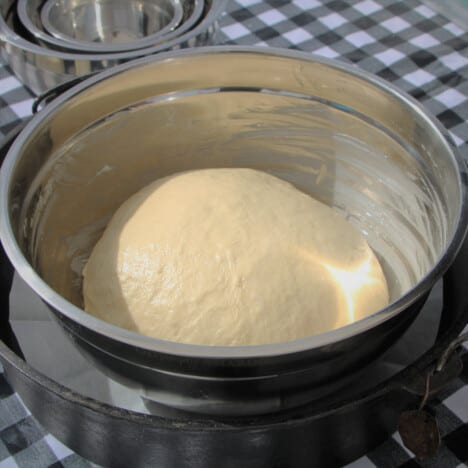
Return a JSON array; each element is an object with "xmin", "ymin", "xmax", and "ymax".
[{"xmin": 83, "ymin": 168, "xmax": 389, "ymax": 345}]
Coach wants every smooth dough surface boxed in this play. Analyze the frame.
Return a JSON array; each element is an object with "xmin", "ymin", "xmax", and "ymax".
[{"xmin": 83, "ymin": 168, "xmax": 389, "ymax": 345}]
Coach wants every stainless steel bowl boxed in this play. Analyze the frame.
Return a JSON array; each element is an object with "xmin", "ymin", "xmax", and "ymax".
[
  {"xmin": 0, "ymin": 0, "xmax": 222, "ymax": 94},
  {"xmin": 42, "ymin": 0, "xmax": 184, "ymax": 47},
  {"xmin": 41, "ymin": 0, "xmax": 204, "ymax": 53},
  {"xmin": 1, "ymin": 47, "xmax": 466, "ymax": 416},
  {"xmin": 18, "ymin": 0, "xmax": 185, "ymax": 53}
]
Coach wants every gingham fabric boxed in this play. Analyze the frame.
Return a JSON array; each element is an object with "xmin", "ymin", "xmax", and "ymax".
[{"xmin": 0, "ymin": 0, "xmax": 467, "ymax": 467}]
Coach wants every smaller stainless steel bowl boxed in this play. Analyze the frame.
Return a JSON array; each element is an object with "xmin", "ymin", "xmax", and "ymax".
[
  {"xmin": 0, "ymin": 0, "xmax": 222, "ymax": 94},
  {"xmin": 18, "ymin": 0, "xmax": 185, "ymax": 53},
  {"xmin": 40, "ymin": 0, "xmax": 185, "ymax": 52}
]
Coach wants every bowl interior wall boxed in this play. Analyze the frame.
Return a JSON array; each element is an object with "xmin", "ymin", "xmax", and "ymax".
[
  {"xmin": 19, "ymin": 91, "xmax": 448, "ymax": 310},
  {"xmin": 7, "ymin": 52, "xmax": 460, "ymax": 328}
]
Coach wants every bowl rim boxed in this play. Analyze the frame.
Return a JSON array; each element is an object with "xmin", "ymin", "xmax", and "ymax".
[{"xmin": 1, "ymin": 45, "xmax": 467, "ymax": 360}]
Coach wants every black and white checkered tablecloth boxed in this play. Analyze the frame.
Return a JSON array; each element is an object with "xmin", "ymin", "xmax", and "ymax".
[{"xmin": 0, "ymin": 0, "xmax": 467, "ymax": 466}]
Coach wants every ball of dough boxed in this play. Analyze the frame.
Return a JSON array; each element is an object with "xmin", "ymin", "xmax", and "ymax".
[{"xmin": 83, "ymin": 168, "xmax": 388, "ymax": 345}]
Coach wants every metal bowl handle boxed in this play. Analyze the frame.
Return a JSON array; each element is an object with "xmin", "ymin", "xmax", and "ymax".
[{"xmin": 32, "ymin": 73, "xmax": 97, "ymax": 113}]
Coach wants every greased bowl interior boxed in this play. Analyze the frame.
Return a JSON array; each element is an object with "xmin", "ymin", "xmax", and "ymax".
[{"xmin": 0, "ymin": 47, "xmax": 465, "ymax": 414}]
